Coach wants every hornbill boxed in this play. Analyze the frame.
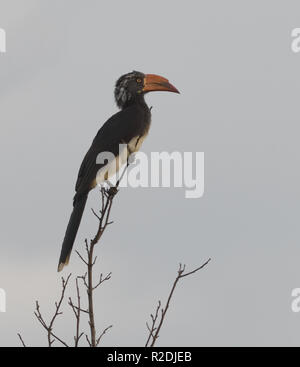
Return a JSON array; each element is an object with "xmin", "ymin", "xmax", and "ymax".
[{"xmin": 58, "ymin": 71, "xmax": 179, "ymax": 272}]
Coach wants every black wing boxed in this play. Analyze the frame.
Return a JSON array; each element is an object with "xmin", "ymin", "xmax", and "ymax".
[{"xmin": 74, "ymin": 105, "xmax": 147, "ymax": 198}]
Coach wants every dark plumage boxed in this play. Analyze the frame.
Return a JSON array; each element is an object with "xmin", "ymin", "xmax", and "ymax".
[{"xmin": 58, "ymin": 71, "xmax": 179, "ymax": 271}]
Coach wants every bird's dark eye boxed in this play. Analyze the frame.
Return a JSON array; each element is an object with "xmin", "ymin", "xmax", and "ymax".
[{"xmin": 136, "ymin": 78, "xmax": 142, "ymax": 83}]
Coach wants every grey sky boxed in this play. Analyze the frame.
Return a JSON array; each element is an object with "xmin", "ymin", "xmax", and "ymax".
[{"xmin": 0, "ymin": 0, "xmax": 300, "ymax": 347}]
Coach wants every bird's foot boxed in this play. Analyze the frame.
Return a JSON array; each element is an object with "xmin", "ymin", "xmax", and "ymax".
[
  {"xmin": 103, "ymin": 180, "xmax": 118, "ymax": 196},
  {"xmin": 108, "ymin": 186, "xmax": 118, "ymax": 197}
]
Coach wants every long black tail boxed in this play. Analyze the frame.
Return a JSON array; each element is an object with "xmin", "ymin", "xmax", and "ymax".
[{"xmin": 58, "ymin": 193, "xmax": 88, "ymax": 272}]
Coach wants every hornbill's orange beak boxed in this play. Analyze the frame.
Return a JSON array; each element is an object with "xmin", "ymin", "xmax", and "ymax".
[{"xmin": 143, "ymin": 74, "xmax": 180, "ymax": 94}]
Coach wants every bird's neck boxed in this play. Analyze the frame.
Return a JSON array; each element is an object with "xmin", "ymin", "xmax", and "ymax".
[{"xmin": 121, "ymin": 94, "xmax": 148, "ymax": 110}]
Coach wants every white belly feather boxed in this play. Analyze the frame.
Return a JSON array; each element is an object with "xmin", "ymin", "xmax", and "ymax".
[{"xmin": 95, "ymin": 134, "xmax": 148, "ymax": 185}]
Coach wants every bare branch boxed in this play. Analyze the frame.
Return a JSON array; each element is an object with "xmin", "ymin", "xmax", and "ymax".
[
  {"xmin": 85, "ymin": 334, "xmax": 92, "ymax": 347},
  {"xmin": 68, "ymin": 277, "xmax": 85, "ymax": 347},
  {"xmin": 76, "ymin": 251, "xmax": 88, "ymax": 266},
  {"xmin": 96, "ymin": 325, "xmax": 113, "ymax": 346},
  {"xmin": 91, "ymin": 208, "xmax": 101, "ymax": 221},
  {"xmin": 178, "ymin": 259, "xmax": 211, "ymax": 279},
  {"xmin": 34, "ymin": 274, "xmax": 71, "ymax": 347},
  {"xmin": 145, "ymin": 300, "xmax": 161, "ymax": 347},
  {"xmin": 82, "ymin": 164, "xmax": 129, "ymax": 347},
  {"xmin": 146, "ymin": 259, "xmax": 211, "ymax": 347},
  {"xmin": 93, "ymin": 272, "xmax": 112, "ymax": 290},
  {"xmin": 21, "ymin": 159, "xmax": 211, "ymax": 348},
  {"xmin": 17, "ymin": 333, "xmax": 27, "ymax": 347}
]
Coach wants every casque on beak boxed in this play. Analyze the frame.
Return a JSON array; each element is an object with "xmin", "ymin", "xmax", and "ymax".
[{"xmin": 143, "ymin": 74, "xmax": 180, "ymax": 94}]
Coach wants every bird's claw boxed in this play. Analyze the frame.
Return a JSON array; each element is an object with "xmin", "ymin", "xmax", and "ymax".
[{"xmin": 108, "ymin": 186, "xmax": 118, "ymax": 197}]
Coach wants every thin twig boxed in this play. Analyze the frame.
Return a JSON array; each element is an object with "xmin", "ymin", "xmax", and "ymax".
[
  {"xmin": 96, "ymin": 325, "xmax": 113, "ymax": 346},
  {"xmin": 68, "ymin": 277, "xmax": 84, "ymax": 347},
  {"xmin": 17, "ymin": 333, "xmax": 27, "ymax": 347},
  {"xmin": 34, "ymin": 274, "xmax": 71, "ymax": 347},
  {"xmin": 145, "ymin": 301, "xmax": 161, "ymax": 347},
  {"xmin": 145, "ymin": 259, "xmax": 211, "ymax": 347},
  {"xmin": 76, "ymin": 251, "xmax": 88, "ymax": 266},
  {"xmin": 93, "ymin": 272, "xmax": 112, "ymax": 290}
]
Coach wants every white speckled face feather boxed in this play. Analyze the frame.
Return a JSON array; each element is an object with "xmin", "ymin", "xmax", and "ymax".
[{"xmin": 114, "ymin": 71, "xmax": 145, "ymax": 109}]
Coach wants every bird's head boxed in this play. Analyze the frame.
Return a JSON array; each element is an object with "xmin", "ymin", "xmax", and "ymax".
[{"xmin": 114, "ymin": 71, "xmax": 179, "ymax": 109}]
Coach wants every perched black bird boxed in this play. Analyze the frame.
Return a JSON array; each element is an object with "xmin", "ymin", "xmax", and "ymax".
[{"xmin": 58, "ymin": 71, "xmax": 179, "ymax": 271}]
